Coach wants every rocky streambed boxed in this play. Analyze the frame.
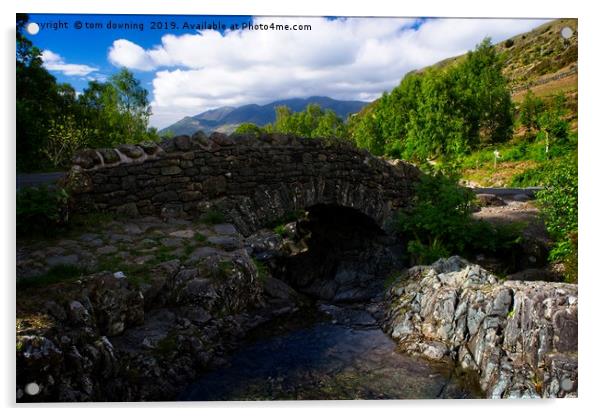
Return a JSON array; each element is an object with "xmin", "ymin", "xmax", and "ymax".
[
  {"xmin": 16, "ymin": 208, "xmax": 577, "ymax": 401},
  {"xmin": 180, "ymin": 303, "xmax": 481, "ymax": 400}
]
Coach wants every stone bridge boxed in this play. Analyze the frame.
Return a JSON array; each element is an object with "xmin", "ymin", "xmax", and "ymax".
[{"xmin": 67, "ymin": 132, "xmax": 422, "ymax": 235}]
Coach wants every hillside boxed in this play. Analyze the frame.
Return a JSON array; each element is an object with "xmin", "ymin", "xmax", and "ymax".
[
  {"xmin": 160, "ymin": 96, "xmax": 368, "ymax": 136},
  {"xmin": 358, "ymin": 18, "xmax": 577, "ymax": 119}
]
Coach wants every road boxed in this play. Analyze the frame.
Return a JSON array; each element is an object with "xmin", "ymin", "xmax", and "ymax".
[
  {"xmin": 16, "ymin": 172, "xmax": 66, "ymax": 191},
  {"xmin": 471, "ymin": 187, "xmax": 543, "ymax": 199}
]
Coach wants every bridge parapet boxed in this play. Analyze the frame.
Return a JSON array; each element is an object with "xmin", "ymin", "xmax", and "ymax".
[{"xmin": 67, "ymin": 132, "xmax": 422, "ymax": 235}]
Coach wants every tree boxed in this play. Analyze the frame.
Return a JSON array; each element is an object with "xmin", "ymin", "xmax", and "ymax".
[
  {"xmin": 17, "ymin": 14, "xmax": 77, "ymax": 170},
  {"xmin": 268, "ymin": 104, "xmax": 348, "ymax": 140},
  {"xmin": 17, "ymin": 14, "xmax": 157, "ymax": 170},
  {"xmin": 519, "ymin": 90, "xmax": 545, "ymax": 135},
  {"xmin": 347, "ymin": 37, "xmax": 513, "ymax": 161},
  {"xmin": 404, "ymin": 70, "xmax": 469, "ymax": 162},
  {"xmin": 536, "ymin": 94, "xmax": 569, "ymax": 157},
  {"xmin": 234, "ymin": 123, "xmax": 265, "ymax": 137},
  {"xmin": 451, "ymin": 38, "xmax": 513, "ymax": 146},
  {"xmin": 78, "ymin": 69, "xmax": 155, "ymax": 147}
]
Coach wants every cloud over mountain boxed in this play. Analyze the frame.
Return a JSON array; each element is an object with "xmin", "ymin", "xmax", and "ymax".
[{"xmin": 107, "ymin": 17, "xmax": 549, "ymax": 128}]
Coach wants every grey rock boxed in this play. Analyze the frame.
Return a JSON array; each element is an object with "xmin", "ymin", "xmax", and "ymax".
[
  {"xmin": 173, "ymin": 135, "xmax": 192, "ymax": 151},
  {"xmin": 207, "ymin": 235, "xmax": 243, "ymax": 251},
  {"xmin": 115, "ymin": 203, "xmax": 140, "ymax": 218},
  {"xmin": 262, "ymin": 277, "xmax": 298, "ymax": 301},
  {"xmin": 46, "ymin": 254, "xmax": 79, "ymax": 268},
  {"xmin": 383, "ymin": 257, "xmax": 578, "ymax": 398},
  {"xmin": 118, "ymin": 144, "xmax": 144, "ymax": 159},
  {"xmin": 513, "ymin": 194, "xmax": 531, "ymax": 202},
  {"xmin": 476, "ymin": 193, "xmax": 506, "ymax": 206},
  {"xmin": 213, "ymin": 223, "xmax": 238, "ymax": 235},
  {"xmin": 169, "ymin": 229, "xmax": 195, "ymax": 238},
  {"xmin": 97, "ymin": 245, "xmax": 118, "ymax": 255},
  {"xmin": 188, "ymin": 246, "xmax": 220, "ymax": 262}
]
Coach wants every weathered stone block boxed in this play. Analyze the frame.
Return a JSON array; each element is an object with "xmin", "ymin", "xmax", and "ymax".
[
  {"xmin": 98, "ymin": 148, "xmax": 121, "ymax": 165},
  {"xmin": 118, "ymin": 144, "xmax": 144, "ymax": 159},
  {"xmin": 174, "ymin": 135, "xmax": 192, "ymax": 151},
  {"xmin": 161, "ymin": 166, "xmax": 183, "ymax": 175},
  {"xmin": 152, "ymin": 191, "xmax": 179, "ymax": 203}
]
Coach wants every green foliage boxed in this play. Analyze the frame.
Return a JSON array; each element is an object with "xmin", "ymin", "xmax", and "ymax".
[
  {"xmin": 161, "ymin": 130, "xmax": 175, "ymax": 140},
  {"xmin": 43, "ymin": 114, "xmax": 90, "ymax": 168},
  {"xmin": 535, "ymin": 94, "xmax": 570, "ymax": 158},
  {"xmin": 79, "ymin": 68, "xmax": 156, "ymax": 147},
  {"xmin": 407, "ymin": 239, "xmax": 451, "ymax": 265},
  {"xmin": 16, "ymin": 186, "xmax": 70, "ymax": 237},
  {"xmin": 349, "ymin": 38, "xmax": 513, "ymax": 161},
  {"xmin": 535, "ymin": 156, "xmax": 578, "ymax": 281},
  {"xmin": 267, "ymin": 103, "xmax": 348, "ymax": 140},
  {"xmin": 16, "ymin": 14, "xmax": 158, "ymax": 171},
  {"xmin": 273, "ymin": 224, "xmax": 287, "ymax": 237},
  {"xmin": 194, "ymin": 232, "xmax": 207, "ymax": 243},
  {"xmin": 155, "ymin": 333, "xmax": 179, "ymax": 357},
  {"xmin": 253, "ymin": 259, "xmax": 269, "ymax": 283},
  {"xmin": 234, "ymin": 123, "xmax": 266, "ymax": 137},
  {"xmin": 510, "ymin": 153, "xmax": 575, "ymax": 187},
  {"xmin": 519, "ymin": 90, "xmax": 545, "ymax": 134},
  {"xmin": 199, "ymin": 209, "xmax": 226, "ymax": 225},
  {"xmin": 396, "ymin": 170, "xmax": 476, "ymax": 260},
  {"xmin": 16, "ymin": 264, "xmax": 86, "ymax": 289},
  {"xmin": 397, "ymin": 169, "xmax": 524, "ymax": 265},
  {"xmin": 16, "ymin": 15, "xmax": 80, "ymax": 171}
]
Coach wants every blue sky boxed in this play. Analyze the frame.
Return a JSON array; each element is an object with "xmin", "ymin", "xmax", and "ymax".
[{"xmin": 24, "ymin": 14, "xmax": 550, "ymax": 129}]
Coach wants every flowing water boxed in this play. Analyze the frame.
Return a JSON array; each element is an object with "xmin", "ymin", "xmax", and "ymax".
[{"xmin": 180, "ymin": 303, "xmax": 483, "ymax": 401}]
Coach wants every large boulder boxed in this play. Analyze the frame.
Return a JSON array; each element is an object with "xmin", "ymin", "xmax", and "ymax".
[{"xmin": 383, "ymin": 256, "xmax": 577, "ymax": 398}]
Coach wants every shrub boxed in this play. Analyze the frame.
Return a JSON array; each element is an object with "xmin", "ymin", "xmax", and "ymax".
[
  {"xmin": 396, "ymin": 169, "xmax": 476, "ymax": 262},
  {"xmin": 397, "ymin": 168, "xmax": 525, "ymax": 266},
  {"xmin": 536, "ymin": 156, "xmax": 578, "ymax": 281},
  {"xmin": 17, "ymin": 185, "xmax": 70, "ymax": 237}
]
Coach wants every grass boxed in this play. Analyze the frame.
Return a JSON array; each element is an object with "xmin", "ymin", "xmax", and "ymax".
[
  {"xmin": 95, "ymin": 256, "xmax": 155, "ymax": 287},
  {"xmin": 217, "ymin": 260, "xmax": 235, "ymax": 280},
  {"xmin": 69, "ymin": 211, "xmax": 117, "ymax": 228},
  {"xmin": 252, "ymin": 258, "xmax": 269, "ymax": 283},
  {"xmin": 383, "ymin": 272, "xmax": 401, "ymax": 290},
  {"xmin": 194, "ymin": 232, "xmax": 207, "ymax": 243},
  {"xmin": 155, "ymin": 333, "xmax": 179, "ymax": 357},
  {"xmin": 459, "ymin": 134, "xmax": 577, "ymax": 187},
  {"xmin": 273, "ymin": 224, "xmax": 287, "ymax": 237},
  {"xmin": 199, "ymin": 209, "xmax": 226, "ymax": 225},
  {"xmin": 17, "ymin": 264, "xmax": 87, "ymax": 289}
]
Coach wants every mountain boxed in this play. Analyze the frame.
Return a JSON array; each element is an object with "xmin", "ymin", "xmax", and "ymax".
[{"xmin": 160, "ymin": 96, "xmax": 368, "ymax": 136}]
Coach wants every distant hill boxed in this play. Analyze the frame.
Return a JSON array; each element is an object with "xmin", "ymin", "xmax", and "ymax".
[
  {"xmin": 160, "ymin": 96, "xmax": 368, "ymax": 136},
  {"xmin": 357, "ymin": 18, "xmax": 577, "ymax": 118}
]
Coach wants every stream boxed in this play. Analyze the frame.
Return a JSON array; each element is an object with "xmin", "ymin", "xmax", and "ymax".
[{"xmin": 180, "ymin": 303, "xmax": 483, "ymax": 400}]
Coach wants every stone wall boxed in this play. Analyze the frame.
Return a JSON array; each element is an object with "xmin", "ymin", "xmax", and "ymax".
[{"xmin": 66, "ymin": 132, "xmax": 421, "ymax": 235}]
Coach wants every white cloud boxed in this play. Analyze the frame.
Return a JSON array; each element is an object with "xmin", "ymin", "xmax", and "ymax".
[
  {"xmin": 107, "ymin": 17, "xmax": 550, "ymax": 128},
  {"xmin": 41, "ymin": 50, "xmax": 98, "ymax": 76},
  {"xmin": 108, "ymin": 39, "xmax": 157, "ymax": 71}
]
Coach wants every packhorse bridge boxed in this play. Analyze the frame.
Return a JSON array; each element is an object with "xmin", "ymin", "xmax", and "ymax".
[{"xmin": 67, "ymin": 132, "xmax": 422, "ymax": 235}]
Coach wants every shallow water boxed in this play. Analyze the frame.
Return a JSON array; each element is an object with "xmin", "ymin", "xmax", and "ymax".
[{"xmin": 180, "ymin": 305, "xmax": 482, "ymax": 401}]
